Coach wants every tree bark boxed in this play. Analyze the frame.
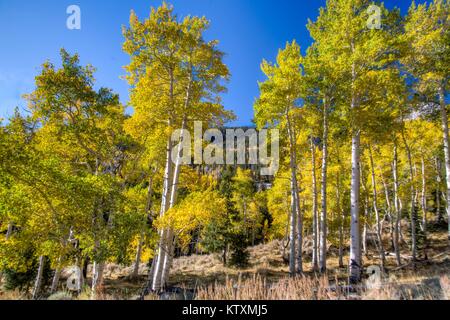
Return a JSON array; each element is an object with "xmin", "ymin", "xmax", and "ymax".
[
  {"xmin": 319, "ymin": 101, "xmax": 328, "ymax": 273},
  {"xmin": 91, "ymin": 261, "xmax": 105, "ymax": 299},
  {"xmin": 402, "ymin": 125, "xmax": 418, "ymax": 262},
  {"xmin": 435, "ymin": 158, "xmax": 445, "ymax": 223},
  {"xmin": 49, "ymin": 255, "xmax": 63, "ymax": 294},
  {"xmin": 296, "ymin": 183, "xmax": 303, "ymax": 274},
  {"xmin": 141, "ymin": 257, "xmax": 156, "ymax": 299},
  {"xmin": 158, "ymin": 70, "xmax": 193, "ymax": 289},
  {"xmin": 50, "ymin": 268, "xmax": 61, "ymax": 294},
  {"xmin": 337, "ymin": 175, "xmax": 345, "ymax": 268},
  {"xmin": 32, "ymin": 256, "xmax": 45, "ymax": 300},
  {"xmin": 151, "ymin": 132, "xmax": 174, "ymax": 292},
  {"xmin": 381, "ymin": 174, "xmax": 395, "ymax": 251},
  {"xmin": 132, "ymin": 174, "xmax": 155, "ymax": 280},
  {"xmin": 361, "ymin": 164, "xmax": 369, "ymax": 257},
  {"xmin": 349, "ymin": 130, "xmax": 362, "ymax": 284},
  {"xmin": 160, "ymin": 116, "xmax": 188, "ymax": 288},
  {"xmin": 421, "ymin": 156, "xmax": 430, "ymax": 261},
  {"xmin": 368, "ymin": 145, "xmax": 385, "ymax": 270},
  {"xmin": 421, "ymin": 157, "xmax": 427, "ymax": 234},
  {"xmin": 90, "ymin": 160, "xmax": 111, "ymax": 298},
  {"xmin": 349, "ymin": 54, "xmax": 362, "ymax": 283},
  {"xmin": 310, "ymin": 137, "xmax": 319, "ymax": 272},
  {"xmin": 286, "ymin": 112, "xmax": 299, "ymax": 276},
  {"xmin": 439, "ymin": 85, "xmax": 450, "ymax": 239},
  {"xmin": 132, "ymin": 232, "xmax": 144, "ymax": 279},
  {"xmin": 393, "ymin": 144, "xmax": 402, "ymax": 266},
  {"xmin": 288, "ymin": 180, "xmax": 297, "ymax": 276},
  {"xmin": 222, "ymin": 244, "xmax": 228, "ymax": 267},
  {"xmin": 151, "ymin": 66, "xmax": 176, "ymax": 292}
]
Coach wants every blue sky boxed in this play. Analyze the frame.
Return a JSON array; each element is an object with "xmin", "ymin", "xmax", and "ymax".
[{"xmin": 0, "ymin": 0, "xmax": 425, "ymax": 126}]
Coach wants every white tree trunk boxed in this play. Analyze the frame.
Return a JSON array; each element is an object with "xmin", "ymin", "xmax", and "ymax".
[
  {"xmin": 362, "ymin": 196, "xmax": 368, "ymax": 256},
  {"xmin": 399, "ymin": 198, "xmax": 405, "ymax": 243},
  {"xmin": 435, "ymin": 158, "xmax": 444, "ymax": 222},
  {"xmin": 381, "ymin": 175, "xmax": 395, "ymax": 251},
  {"xmin": 349, "ymin": 55, "xmax": 362, "ymax": 283},
  {"xmin": 360, "ymin": 164, "xmax": 369, "ymax": 257},
  {"xmin": 286, "ymin": 113, "xmax": 299, "ymax": 276},
  {"xmin": 160, "ymin": 116, "xmax": 188, "ymax": 288},
  {"xmin": 49, "ymin": 255, "xmax": 63, "ymax": 294},
  {"xmin": 91, "ymin": 261, "xmax": 105, "ymax": 299},
  {"xmin": 337, "ymin": 179, "xmax": 345, "ymax": 269},
  {"xmin": 439, "ymin": 85, "xmax": 450, "ymax": 239},
  {"xmin": 160, "ymin": 229, "xmax": 174, "ymax": 288},
  {"xmin": 393, "ymin": 144, "xmax": 402, "ymax": 266},
  {"xmin": 310, "ymin": 137, "xmax": 319, "ymax": 272},
  {"xmin": 151, "ymin": 223, "xmax": 168, "ymax": 292},
  {"xmin": 289, "ymin": 178, "xmax": 297, "ymax": 276},
  {"xmin": 155, "ymin": 73, "xmax": 192, "ymax": 290},
  {"xmin": 50, "ymin": 268, "xmax": 61, "ymax": 294},
  {"xmin": 132, "ymin": 232, "xmax": 144, "ymax": 279},
  {"xmin": 152, "ymin": 68, "xmax": 176, "ymax": 292},
  {"xmin": 402, "ymin": 128, "xmax": 418, "ymax": 261},
  {"xmin": 151, "ymin": 133, "xmax": 173, "ymax": 292},
  {"xmin": 319, "ymin": 102, "xmax": 328, "ymax": 273},
  {"xmin": 78, "ymin": 257, "xmax": 85, "ymax": 294},
  {"xmin": 369, "ymin": 146, "xmax": 385, "ymax": 270},
  {"xmin": 421, "ymin": 157, "xmax": 427, "ymax": 234},
  {"xmin": 141, "ymin": 256, "xmax": 156, "ymax": 299},
  {"xmin": 349, "ymin": 130, "xmax": 362, "ymax": 283},
  {"xmin": 32, "ymin": 256, "xmax": 45, "ymax": 300},
  {"xmin": 296, "ymin": 186, "xmax": 303, "ymax": 274}
]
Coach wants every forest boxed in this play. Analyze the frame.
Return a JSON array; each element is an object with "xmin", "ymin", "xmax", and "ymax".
[{"xmin": 0, "ymin": 0, "xmax": 449, "ymax": 301}]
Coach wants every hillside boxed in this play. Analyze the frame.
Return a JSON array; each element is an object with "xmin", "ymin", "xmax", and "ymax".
[{"xmin": 2, "ymin": 223, "xmax": 445, "ymax": 300}]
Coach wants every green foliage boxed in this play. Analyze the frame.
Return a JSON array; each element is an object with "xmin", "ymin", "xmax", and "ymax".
[
  {"xmin": 229, "ymin": 236, "xmax": 250, "ymax": 269},
  {"xmin": 3, "ymin": 253, "xmax": 52, "ymax": 293},
  {"xmin": 0, "ymin": 1, "xmax": 448, "ymax": 296}
]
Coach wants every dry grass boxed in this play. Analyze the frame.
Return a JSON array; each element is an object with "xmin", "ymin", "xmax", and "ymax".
[
  {"xmin": 169, "ymin": 240, "xmax": 290, "ymax": 287},
  {"xmin": 1, "ymin": 227, "xmax": 448, "ymax": 300},
  {"xmin": 172, "ymin": 229, "xmax": 449, "ymax": 301},
  {"xmin": 0, "ymin": 289, "xmax": 27, "ymax": 300},
  {"xmin": 196, "ymin": 274, "xmax": 343, "ymax": 300},
  {"xmin": 194, "ymin": 273, "xmax": 450, "ymax": 301}
]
